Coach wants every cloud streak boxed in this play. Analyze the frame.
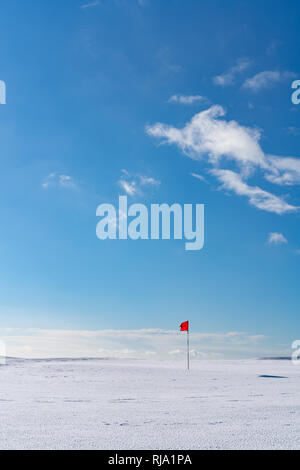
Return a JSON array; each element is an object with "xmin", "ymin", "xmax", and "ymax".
[
  {"xmin": 190, "ymin": 173, "xmax": 208, "ymax": 184},
  {"xmin": 42, "ymin": 173, "xmax": 77, "ymax": 190},
  {"xmin": 212, "ymin": 169, "xmax": 297, "ymax": 215},
  {"xmin": 168, "ymin": 94, "xmax": 206, "ymax": 105},
  {"xmin": 118, "ymin": 170, "xmax": 160, "ymax": 196},
  {"xmin": 81, "ymin": 1, "xmax": 100, "ymax": 9},
  {"xmin": 243, "ymin": 70, "xmax": 295, "ymax": 92},
  {"xmin": 213, "ymin": 59, "xmax": 251, "ymax": 86}
]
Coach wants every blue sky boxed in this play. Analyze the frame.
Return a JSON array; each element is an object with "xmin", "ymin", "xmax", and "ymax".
[{"xmin": 0, "ymin": 0, "xmax": 299, "ymax": 358}]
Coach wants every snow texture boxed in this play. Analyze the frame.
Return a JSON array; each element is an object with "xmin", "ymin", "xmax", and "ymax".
[{"xmin": 0, "ymin": 358, "xmax": 299, "ymax": 450}]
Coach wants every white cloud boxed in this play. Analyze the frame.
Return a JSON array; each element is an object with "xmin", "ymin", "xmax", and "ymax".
[
  {"xmin": 265, "ymin": 156, "xmax": 300, "ymax": 186},
  {"xmin": 81, "ymin": 1, "xmax": 100, "ymax": 9},
  {"xmin": 146, "ymin": 105, "xmax": 300, "ymax": 214},
  {"xmin": 243, "ymin": 70, "xmax": 295, "ymax": 92},
  {"xmin": 168, "ymin": 94, "xmax": 205, "ymax": 105},
  {"xmin": 212, "ymin": 169, "xmax": 298, "ymax": 214},
  {"xmin": 138, "ymin": 175, "xmax": 161, "ymax": 186},
  {"xmin": 190, "ymin": 173, "xmax": 207, "ymax": 183},
  {"xmin": 59, "ymin": 175, "xmax": 76, "ymax": 189},
  {"xmin": 42, "ymin": 173, "xmax": 77, "ymax": 190},
  {"xmin": 118, "ymin": 170, "xmax": 160, "ymax": 196},
  {"xmin": 146, "ymin": 105, "xmax": 266, "ymax": 173},
  {"xmin": 0, "ymin": 328, "xmax": 269, "ymax": 360},
  {"xmin": 213, "ymin": 59, "xmax": 251, "ymax": 86},
  {"xmin": 268, "ymin": 232, "xmax": 288, "ymax": 245},
  {"xmin": 119, "ymin": 179, "xmax": 138, "ymax": 196}
]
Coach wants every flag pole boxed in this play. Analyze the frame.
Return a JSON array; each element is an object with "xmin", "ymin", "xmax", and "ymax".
[
  {"xmin": 180, "ymin": 321, "xmax": 190, "ymax": 370},
  {"xmin": 187, "ymin": 329, "xmax": 190, "ymax": 371}
]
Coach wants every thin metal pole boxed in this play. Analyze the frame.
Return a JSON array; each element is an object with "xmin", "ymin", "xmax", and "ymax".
[{"xmin": 187, "ymin": 330, "xmax": 190, "ymax": 370}]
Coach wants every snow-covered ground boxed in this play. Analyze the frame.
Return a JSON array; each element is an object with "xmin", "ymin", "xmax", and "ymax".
[{"xmin": 0, "ymin": 358, "xmax": 299, "ymax": 450}]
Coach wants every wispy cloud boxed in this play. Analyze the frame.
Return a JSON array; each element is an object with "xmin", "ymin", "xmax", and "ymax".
[
  {"xmin": 212, "ymin": 169, "xmax": 297, "ymax": 215},
  {"xmin": 190, "ymin": 173, "xmax": 208, "ymax": 184},
  {"xmin": 118, "ymin": 170, "xmax": 160, "ymax": 196},
  {"xmin": 119, "ymin": 180, "xmax": 138, "ymax": 196},
  {"xmin": 213, "ymin": 58, "xmax": 251, "ymax": 86},
  {"xmin": 42, "ymin": 173, "xmax": 77, "ymax": 190},
  {"xmin": 81, "ymin": 1, "xmax": 100, "ymax": 9},
  {"xmin": 266, "ymin": 156, "xmax": 300, "ymax": 186},
  {"xmin": 243, "ymin": 70, "xmax": 295, "ymax": 92},
  {"xmin": 138, "ymin": 175, "xmax": 161, "ymax": 186},
  {"xmin": 168, "ymin": 94, "xmax": 206, "ymax": 105},
  {"xmin": 146, "ymin": 105, "xmax": 300, "ymax": 214},
  {"xmin": 268, "ymin": 232, "xmax": 288, "ymax": 245}
]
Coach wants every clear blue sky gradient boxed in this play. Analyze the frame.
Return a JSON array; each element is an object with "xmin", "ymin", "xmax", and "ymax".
[{"xmin": 0, "ymin": 0, "xmax": 299, "ymax": 354}]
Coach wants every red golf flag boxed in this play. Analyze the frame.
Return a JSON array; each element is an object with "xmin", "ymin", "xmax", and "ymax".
[{"xmin": 180, "ymin": 321, "xmax": 189, "ymax": 332}]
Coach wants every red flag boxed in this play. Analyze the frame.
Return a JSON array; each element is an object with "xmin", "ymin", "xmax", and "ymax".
[{"xmin": 180, "ymin": 321, "xmax": 189, "ymax": 332}]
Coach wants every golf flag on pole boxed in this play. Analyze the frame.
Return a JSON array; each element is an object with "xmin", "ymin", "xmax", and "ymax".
[
  {"xmin": 180, "ymin": 321, "xmax": 190, "ymax": 370},
  {"xmin": 180, "ymin": 321, "xmax": 189, "ymax": 332}
]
